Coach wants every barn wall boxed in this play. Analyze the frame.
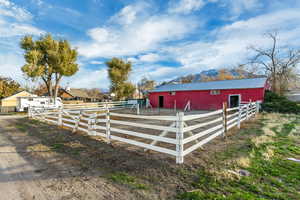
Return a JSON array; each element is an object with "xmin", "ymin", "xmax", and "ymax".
[{"xmin": 149, "ymin": 88, "xmax": 266, "ymax": 110}]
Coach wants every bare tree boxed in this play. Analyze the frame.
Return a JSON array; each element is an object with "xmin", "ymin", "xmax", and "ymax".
[
  {"xmin": 250, "ymin": 32, "xmax": 300, "ymax": 95},
  {"xmin": 137, "ymin": 77, "xmax": 156, "ymax": 98}
]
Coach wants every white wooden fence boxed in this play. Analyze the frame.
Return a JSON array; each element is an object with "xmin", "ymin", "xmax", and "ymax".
[
  {"xmin": 63, "ymin": 101, "xmax": 138, "ymax": 111},
  {"xmin": 29, "ymin": 101, "xmax": 259, "ymax": 164}
]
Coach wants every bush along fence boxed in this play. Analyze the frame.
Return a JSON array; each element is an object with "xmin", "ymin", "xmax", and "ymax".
[{"xmin": 28, "ymin": 101, "xmax": 259, "ymax": 164}]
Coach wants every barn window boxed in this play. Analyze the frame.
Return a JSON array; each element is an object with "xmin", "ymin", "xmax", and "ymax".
[
  {"xmin": 210, "ymin": 90, "xmax": 220, "ymax": 95},
  {"xmin": 170, "ymin": 92, "xmax": 176, "ymax": 95}
]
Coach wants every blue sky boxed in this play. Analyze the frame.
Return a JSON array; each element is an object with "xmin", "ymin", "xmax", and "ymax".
[{"xmin": 1, "ymin": 0, "xmax": 300, "ymax": 90}]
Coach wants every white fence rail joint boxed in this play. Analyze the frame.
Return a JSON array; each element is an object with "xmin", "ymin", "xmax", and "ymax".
[{"xmin": 28, "ymin": 100, "xmax": 260, "ymax": 164}]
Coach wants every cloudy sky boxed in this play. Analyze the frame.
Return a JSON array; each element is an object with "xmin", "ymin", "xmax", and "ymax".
[{"xmin": 1, "ymin": 0, "xmax": 300, "ymax": 89}]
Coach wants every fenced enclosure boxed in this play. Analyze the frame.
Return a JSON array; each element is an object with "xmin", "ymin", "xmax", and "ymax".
[
  {"xmin": 29, "ymin": 101, "xmax": 259, "ymax": 164},
  {"xmin": 62, "ymin": 100, "xmax": 139, "ymax": 111}
]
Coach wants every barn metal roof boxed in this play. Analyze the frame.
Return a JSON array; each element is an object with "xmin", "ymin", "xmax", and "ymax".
[{"xmin": 150, "ymin": 78, "xmax": 267, "ymax": 92}]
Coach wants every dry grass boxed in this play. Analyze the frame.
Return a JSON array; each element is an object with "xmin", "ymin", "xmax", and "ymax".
[{"xmin": 235, "ymin": 156, "xmax": 251, "ymax": 168}]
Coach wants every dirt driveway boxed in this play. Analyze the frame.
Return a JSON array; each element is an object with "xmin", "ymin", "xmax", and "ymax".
[{"xmin": 0, "ymin": 116, "xmax": 139, "ymax": 200}]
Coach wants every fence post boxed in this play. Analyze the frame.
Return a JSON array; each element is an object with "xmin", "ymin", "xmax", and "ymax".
[
  {"xmin": 250, "ymin": 99, "xmax": 253, "ymax": 118},
  {"xmin": 73, "ymin": 110, "xmax": 82, "ymax": 133},
  {"xmin": 28, "ymin": 106, "xmax": 32, "ymax": 118},
  {"xmin": 137, "ymin": 103, "xmax": 140, "ymax": 115},
  {"xmin": 256, "ymin": 101, "xmax": 259, "ymax": 116},
  {"xmin": 87, "ymin": 114, "xmax": 92, "ymax": 135},
  {"xmin": 106, "ymin": 109, "xmax": 111, "ymax": 143},
  {"xmin": 91, "ymin": 113, "xmax": 97, "ymax": 135},
  {"xmin": 237, "ymin": 104, "xmax": 241, "ymax": 129},
  {"xmin": 222, "ymin": 102, "xmax": 228, "ymax": 137},
  {"xmin": 58, "ymin": 107, "xmax": 63, "ymax": 126},
  {"xmin": 176, "ymin": 112, "xmax": 184, "ymax": 164},
  {"xmin": 246, "ymin": 102, "xmax": 249, "ymax": 120}
]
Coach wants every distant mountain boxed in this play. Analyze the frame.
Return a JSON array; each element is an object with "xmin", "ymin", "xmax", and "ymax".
[{"xmin": 161, "ymin": 69, "xmax": 265, "ymax": 85}]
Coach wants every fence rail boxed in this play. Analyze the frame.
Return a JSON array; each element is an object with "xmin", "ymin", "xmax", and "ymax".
[{"xmin": 29, "ymin": 101, "xmax": 260, "ymax": 164}]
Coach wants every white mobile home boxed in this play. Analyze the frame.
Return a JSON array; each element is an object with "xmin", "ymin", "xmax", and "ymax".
[{"xmin": 17, "ymin": 96, "xmax": 63, "ymax": 112}]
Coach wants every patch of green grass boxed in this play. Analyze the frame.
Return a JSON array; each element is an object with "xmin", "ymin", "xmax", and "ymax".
[
  {"xmin": 179, "ymin": 114, "xmax": 300, "ymax": 200},
  {"xmin": 70, "ymin": 148, "xmax": 83, "ymax": 155},
  {"xmin": 218, "ymin": 140, "xmax": 254, "ymax": 161},
  {"xmin": 30, "ymin": 119, "xmax": 41, "ymax": 125},
  {"xmin": 51, "ymin": 143, "xmax": 64, "ymax": 150},
  {"xmin": 109, "ymin": 172, "xmax": 148, "ymax": 190},
  {"xmin": 15, "ymin": 124, "xmax": 29, "ymax": 132}
]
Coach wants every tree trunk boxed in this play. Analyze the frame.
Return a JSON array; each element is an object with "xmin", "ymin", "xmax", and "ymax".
[
  {"xmin": 53, "ymin": 74, "xmax": 62, "ymax": 105},
  {"xmin": 42, "ymin": 77, "xmax": 53, "ymax": 97}
]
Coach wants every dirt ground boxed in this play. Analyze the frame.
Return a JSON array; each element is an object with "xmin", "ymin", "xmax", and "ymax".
[
  {"xmin": 0, "ymin": 115, "xmax": 141, "ymax": 200},
  {"xmin": 0, "ymin": 113, "xmax": 259, "ymax": 200}
]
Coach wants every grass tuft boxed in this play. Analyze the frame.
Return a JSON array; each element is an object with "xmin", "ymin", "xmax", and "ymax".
[{"xmin": 109, "ymin": 172, "xmax": 149, "ymax": 190}]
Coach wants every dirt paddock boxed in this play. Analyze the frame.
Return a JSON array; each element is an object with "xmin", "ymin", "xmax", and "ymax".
[
  {"xmin": 0, "ymin": 111, "xmax": 259, "ymax": 200},
  {"xmin": 72, "ymin": 107, "xmax": 226, "ymax": 153}
]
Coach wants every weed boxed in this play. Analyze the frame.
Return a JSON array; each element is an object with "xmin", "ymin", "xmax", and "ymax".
[
  {"xmin": 109, "ymin": 172, "xmax": 148, "ymax": 190},
  {"xmin": 15, "ymin": 124, "xmax": 28, "ymax": 132},
  {"xmin": 51, "ymin": 143, "xmax": 64, "ymax": 150}
]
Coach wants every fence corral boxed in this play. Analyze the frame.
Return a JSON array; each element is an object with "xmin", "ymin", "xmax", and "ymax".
[{"xmin": 29, "ymin": 101, "xmax": 259, "ymax": 164}]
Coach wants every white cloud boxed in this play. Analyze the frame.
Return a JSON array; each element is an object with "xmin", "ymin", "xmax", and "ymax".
[
  {"xmin": 0, "ymin": 0, "xmax": 33, "ymax": 21},
  {"xmin": 77, "ymin": 1, "xmax": 300, "ymax": 85},
  {"xmin": 109, "ymin": 2, "xmax": 150, "ymax": 25},
  {"xmin": 2, "ymin": 0, "xmax": 300, "ymax": 89},
  {"xmin": 127, "ymin": 57, "xmax": 138, "ymax": 63},
  {"xmin": 64, "ymin": 67, "xmax": 109, "ymax": 89},
  {"xmin": 0, "ymin": 53, "xmax": 25, "ymax": 83},
  {"xmin": 124, "ymin": 7, "xmax": 300, "ymax": 84},
  {"xmin": 230, "ymin": 0, "xmax": 261, "ymax": 17},
  {"xmin": 87, "ymin": 27, "xmax": 110, "ymax": 43},
  {"xmin": 0, "ymin": 0, "xmax": 45, "ymax": 86},
  {"xmin": 164, "ymin": 8, "xmax": 300, "ymax": 74},
  {"xmin": 0, "ymin": 0, "xmax": 44, "ymax": 38},
  {"xmin": 78, "ymin": 14, "xmax": 199, "ymax": 58},
  {"xmin": 90, "ymin": 60, "xmax": 104, "ymax": 65},
  {"xmin": 215, "ymin": 0, "xmax": 262, "ymax": 20},
  {"xmin": 129, "ymin": 63, "xmax": 190, "ymax": 84},
  {"xmin": 138, "ymin": 53, "xmax": 161, "ymax": 62},
  {"xmin": 168, "ymin": 0, "xmax": 205, "ymax": 14},
  {"xmin": 0, "ymin": 21, "xmax": 45, "ymax": 37},
  {"xmin": 31, "ymin": 0, "xmax": 43, "ymax": 6}
]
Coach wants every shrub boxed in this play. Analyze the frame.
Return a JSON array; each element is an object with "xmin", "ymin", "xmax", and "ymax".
[{"xmin": 261, "ymin": 91, "xmax": 300, "ymax": 114}]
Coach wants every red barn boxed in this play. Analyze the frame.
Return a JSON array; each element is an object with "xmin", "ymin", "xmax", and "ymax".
[{"xmin": 149, "ymin": 78, "xmax": 268, "ymax": 110}]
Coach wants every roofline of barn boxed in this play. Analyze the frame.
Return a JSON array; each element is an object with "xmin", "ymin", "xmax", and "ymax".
[{"xmin": 150, "ymin": 78, "xmax": 268, "ymax": 93}]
